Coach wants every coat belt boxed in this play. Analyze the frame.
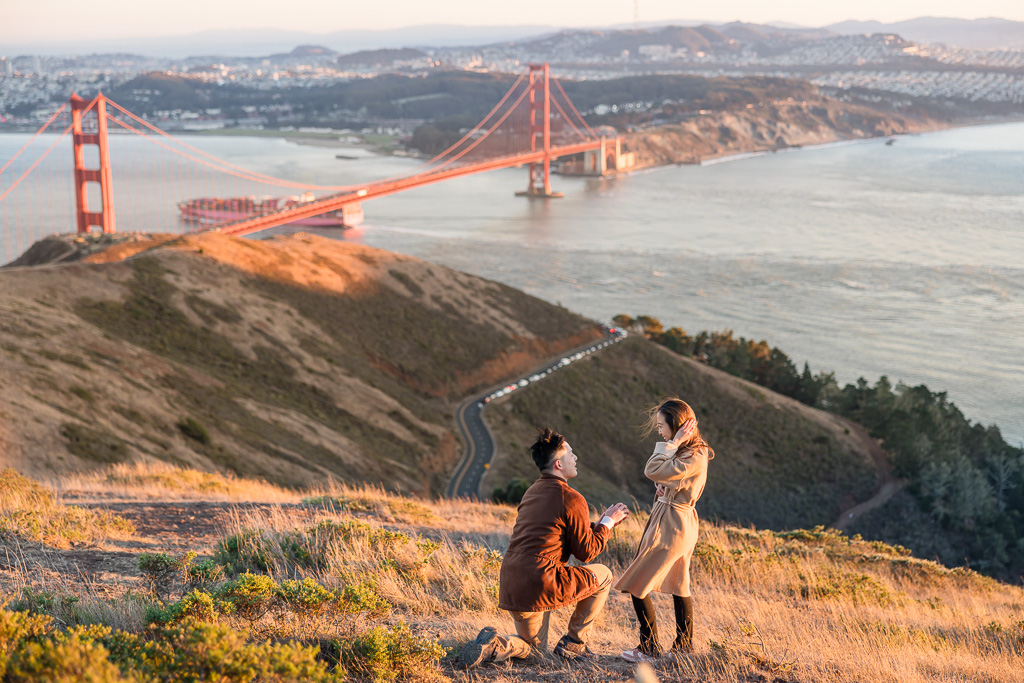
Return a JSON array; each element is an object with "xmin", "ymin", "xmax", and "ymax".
[{"xmin": 655, "ymin": 496, "xmax": 694, "ymax": 511}]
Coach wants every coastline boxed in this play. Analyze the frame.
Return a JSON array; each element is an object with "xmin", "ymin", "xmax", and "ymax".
[
  {"xmin": 5, "ymin": 113, "xmax": 1022, "ymax": 170},
  {"xmin": 617, "ymin": 115, "xmax": 1013, "ymax": 172}
]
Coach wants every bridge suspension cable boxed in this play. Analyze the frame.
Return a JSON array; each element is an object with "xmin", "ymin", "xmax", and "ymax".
[
  {"xmin": 553, "ymin": 79, "xmax": 598, "ymax": 137},
  {"xmin": 0, "ymin": 103, "xmax": 69, "ymax": 177},
  {"xmin": 0, "ymin": 100, "xmax": 81, "ymax": 204},
  {"xmin": 106, "ymin": 100, "xmax": 362, "ymax": 191}
]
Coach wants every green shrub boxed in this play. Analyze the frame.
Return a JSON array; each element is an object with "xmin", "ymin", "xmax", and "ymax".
[
  {"xmin": 491, "ymin": 478, "xmax": 530, "ymax": 505},
  {"xmin": 146, "ymin": 573, "xmax": 388, "ymax": 640},
  {"xmin": 122, "ymin": 620, "xmax": 338, "ymax": 683},
  {"xmin": 797, "ymin": 568, "xmax": 898, "ymax": 606},
  {"xmin": 327, "ymin": 622, "xmax": 447, "ymax": 683},
  {"xmin": 7, "ymin": 587, "xmax": 57, "ymax": 615},
  {"xmin": 176, "ymin": 417, "xmax": 211, "ymax": 445},
  {"xmin": 5, "ymin": 630, "xmax": 130, "ymax": 683},
  {"xmin": 215, "ymin": 529, "xmax": 274, "ymax": 574},
  {"xmin": 186, "ymin": 557, "xmax": 225, "ymax": 590},
  {"xmin": 278, "ymin": 578, "xmax": 334, "ymax": 614},
  {"xmin": 302, "ymin": 495, "xmax": 375, "ymax": 513},
  {"xmin": 138, "ymin": 552, "xmax": 179, "ymax": 600},
  {"xmin": 69, "ymin": 385, "xmax": 96, "ymax": 402},
  {"xmin": 215, "ymin": 520, "xmax": 421, "ymax": 575},
  {"xmin": 0, "ymin": 609, "xmax": 52, "ymax": 677},
  {"xmin": 148, "ymin": 589, "xmax": 219, "ymax": 626},
  {"xmin": 215, "ymin": 573, "xmax": 278, "ymax": 625}
]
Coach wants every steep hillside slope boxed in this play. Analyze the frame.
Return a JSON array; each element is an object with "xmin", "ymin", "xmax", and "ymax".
[
  {"xmin": 0, "ymin": 233, "xmax": 601, "ymax": 493},
  {"xmin": 484, "ymin": 337, "xmax": 882, "ymax": 530}
]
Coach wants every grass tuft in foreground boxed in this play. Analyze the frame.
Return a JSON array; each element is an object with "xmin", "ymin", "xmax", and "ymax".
[{"xmin": 0, "ymin": 468, "xmax": 134, "ymax": 548}]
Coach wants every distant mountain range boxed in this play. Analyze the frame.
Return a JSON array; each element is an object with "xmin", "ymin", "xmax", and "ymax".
[
  {"xmin": 5, "ymin": 16, "xmax": 1023, "ymax": 58},
  {"xmin": 825, "ymin": 16, "xmax": 1024, "ymax": 49}
]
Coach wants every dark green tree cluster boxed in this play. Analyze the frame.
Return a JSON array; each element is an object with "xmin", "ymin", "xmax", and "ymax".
[
  {"xmin": 492, "ymin": 478, "xmax": 531, "ymax": 505},
  {"xmin": 821, "ymin": 377, "xmax": 1024, "ymax": 576},
  {"xmin": 612, "ymin": 314, "xmax": 833, "ymax": 405},
  {"xmin": 615, "ymin": 314, "xmax": 1024, "ymax": 580}
]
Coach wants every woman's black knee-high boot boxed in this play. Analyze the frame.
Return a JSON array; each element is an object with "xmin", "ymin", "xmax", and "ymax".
[
  {"xmin": 631, "ymin": 594, "xmax": 660, "ymax": 655},
  {"xmin": 672, "ymin": 595, "xmax": 693, "ymax": 651}
]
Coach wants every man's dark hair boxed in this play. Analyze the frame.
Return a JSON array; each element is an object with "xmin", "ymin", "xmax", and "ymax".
[{"xmin": 528, "ymin": 428, "xmax": 565, "ymax": 472}]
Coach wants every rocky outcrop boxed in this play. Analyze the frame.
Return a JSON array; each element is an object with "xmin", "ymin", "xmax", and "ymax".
[{"xmin": 626, "ymin": 100, "xmax": 941, "ymax": 167}]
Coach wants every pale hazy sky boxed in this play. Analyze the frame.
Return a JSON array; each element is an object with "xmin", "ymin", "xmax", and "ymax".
[{"xmin": 3, "ymin": 0, "xmax": 1023, "ymax": 42}]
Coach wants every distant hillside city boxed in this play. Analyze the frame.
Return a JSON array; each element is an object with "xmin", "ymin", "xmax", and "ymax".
[{"xmin": 2, "ymin": 18, "xmax": 1023, "ymax": 133}]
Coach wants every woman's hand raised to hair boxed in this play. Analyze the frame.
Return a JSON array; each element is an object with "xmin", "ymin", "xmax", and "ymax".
[{"xmin": 667, "ymin": 419, "xmax": 697, "ymax": 450}]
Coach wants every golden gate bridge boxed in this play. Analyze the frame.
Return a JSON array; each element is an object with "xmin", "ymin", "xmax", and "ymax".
[{"xmin": 0, "ymin": 63, "xmax": 629, "ymax": 263}]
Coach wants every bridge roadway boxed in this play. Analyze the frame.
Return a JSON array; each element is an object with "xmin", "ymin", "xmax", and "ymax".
[
  {"xmin": 216, "ymin": 141, "xmax": 606, "ymax": 238},
  {"xmin": 446, "ymin": 327, "xmax": 627, "ymax": 499}
]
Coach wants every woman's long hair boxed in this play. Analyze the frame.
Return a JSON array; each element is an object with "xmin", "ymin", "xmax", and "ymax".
[{"xmin": 644, "ymin": 398, "xmax": 715, "ymax": 459}]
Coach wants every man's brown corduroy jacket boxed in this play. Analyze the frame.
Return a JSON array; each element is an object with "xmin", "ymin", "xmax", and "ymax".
[{"xmin": 497, "ymin": 473, "xmax": 611, "ymax": 612}]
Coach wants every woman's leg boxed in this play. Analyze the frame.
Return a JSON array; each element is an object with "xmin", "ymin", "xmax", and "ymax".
[
  {"xmin": 630, "ymin": 594, "xmax": 660, "ymax": 655},
  {"xmin": 672, "ymin": 595, "xmax": 693, "ymax": 651}
]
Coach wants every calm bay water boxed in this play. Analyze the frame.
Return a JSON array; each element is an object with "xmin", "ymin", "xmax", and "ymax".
[{"xmin": 2, "ymin": 122, "xmax": 1022, "ymax": 442}]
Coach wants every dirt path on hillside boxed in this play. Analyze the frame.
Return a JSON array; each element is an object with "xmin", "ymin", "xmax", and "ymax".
[{"xmin": 831, "ymin": 424, "xmax": 902, "ymax": 531}]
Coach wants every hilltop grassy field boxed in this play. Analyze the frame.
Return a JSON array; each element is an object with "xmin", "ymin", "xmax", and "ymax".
[{"xmin": 1, "ymin": 465, "xmax": 1021, "ymax": 682}]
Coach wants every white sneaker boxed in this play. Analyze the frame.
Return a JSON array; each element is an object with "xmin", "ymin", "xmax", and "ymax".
[{"xmin": 621, "ymin": 646, "xmax": 661, "ymax": 663}]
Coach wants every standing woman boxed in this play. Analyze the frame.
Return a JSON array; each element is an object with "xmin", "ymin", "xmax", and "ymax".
[{"xmin": 616, "ymin": 398, "xmax": 714, "ymax": 662}]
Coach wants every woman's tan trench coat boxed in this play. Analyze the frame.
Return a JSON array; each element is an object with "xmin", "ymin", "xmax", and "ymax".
[{"xmin": 614, "ymin": 441, "xmax": 710, "ymax": 598}]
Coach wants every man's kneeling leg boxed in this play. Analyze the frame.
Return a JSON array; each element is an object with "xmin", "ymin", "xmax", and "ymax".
[{"xmin": 556, "ymin": 563, "xmax": 612, "ymax": 659}]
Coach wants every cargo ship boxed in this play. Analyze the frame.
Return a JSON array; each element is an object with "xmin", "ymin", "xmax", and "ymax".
[{"xmin": 177, "ymin": 192, "xmax": 349, "ymax": 228}]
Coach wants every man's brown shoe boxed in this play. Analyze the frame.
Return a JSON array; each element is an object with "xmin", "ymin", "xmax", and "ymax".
[
  {"xmin": 554, "ymin": 635, "xmax": 596, "ymax": 661},
  {"xmin": 458, "ymin": 627, "xmax": 500, "ymax": 669}
]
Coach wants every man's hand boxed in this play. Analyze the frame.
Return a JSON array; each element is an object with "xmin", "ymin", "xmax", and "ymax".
[
  {"xmin": 655, "ymin": 483, "xmax": 666, "ymax": 498},
  {"xmin": 600, "ymin": 502, "xmax": 630, "ymax": 528},
  {"xmin": 667, "ymin": 419, "xmax": 697, "ymax": 449}
]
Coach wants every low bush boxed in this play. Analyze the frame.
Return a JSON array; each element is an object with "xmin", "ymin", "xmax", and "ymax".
[
  {"xmin": 796, "ymin": 568, "xmax": 898, "ymax": 606},
  {"xmin": 176, "ymin": 416, "xmax": 211, "ymax": 445},
  {"xmin": 491, "ymin": 478, "xmax": 530, "ymax": 505},
  {"xmin": 0, "ymin": 605, "xmax": 454, "ymax": 683},
  {"xmin": 147, "ymin": 573, "xmax": 388, "ymax": 641},
  {"xmin": 88, "ymin": 620, "xmax": 340, "ymax": 683},
  {"xmin": 4, "ymin": 630, "xmax": 130, "ymax": 683},
  {"xmin": 324, "ymin": 622, "xmax": 448, "ymax": 683},
  {"xmin": 0, "ymin": 609, "xmax": 52, "ymax": 677}
]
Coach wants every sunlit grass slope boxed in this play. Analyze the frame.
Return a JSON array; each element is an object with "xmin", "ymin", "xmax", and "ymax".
[{"xmin": 0, "ymin": 233, "xmax": 599, "ymax": 494}]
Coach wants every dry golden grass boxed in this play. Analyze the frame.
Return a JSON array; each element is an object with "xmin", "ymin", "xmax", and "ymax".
[
  {"xmin": 0, "ymin": 468, "xmax": 134, "ymax": 549},
  {"xmin": 54, "ymin": 462, "xmax": 304, "ymax": 503},
  {"xmin": 2, "ymin": 466, "xmax": 1022, "ymax": 682},
  {"xmin": 207, "ymin": 484, "xmax": 1024, "ymax": 683}
]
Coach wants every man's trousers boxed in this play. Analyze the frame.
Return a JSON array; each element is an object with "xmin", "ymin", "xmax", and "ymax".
[{"xmin": 490, "ymin": 563, "xmax": 612, "ymax": 661}]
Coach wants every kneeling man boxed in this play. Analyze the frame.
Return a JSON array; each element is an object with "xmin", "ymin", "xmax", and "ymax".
[{"xmin": 459, "ymin": 428, "xmax": 630, "ymax": 667}]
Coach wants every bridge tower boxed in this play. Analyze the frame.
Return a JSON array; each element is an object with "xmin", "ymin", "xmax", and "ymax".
[
  {"xmin": 70, "ymin": 93, "xmax": 116, "ymax": 234},
  {"xmin": 516, "ymin": 63, "xmax": 563, "ymax": 199}
]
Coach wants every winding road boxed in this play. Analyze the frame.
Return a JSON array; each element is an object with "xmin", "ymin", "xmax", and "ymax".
[{"xmin": 446, "ymin": 328, "xmax": 626, "ymax": 498}]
